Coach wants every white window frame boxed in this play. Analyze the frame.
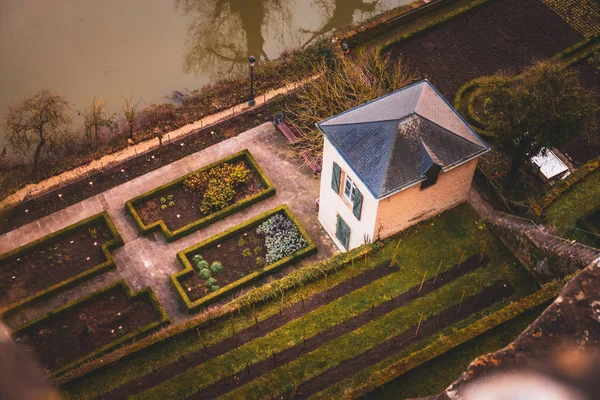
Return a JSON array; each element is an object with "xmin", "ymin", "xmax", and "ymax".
[{"xmin": 343, "ymin": 175, "xmax": 357, "ymax": 203}]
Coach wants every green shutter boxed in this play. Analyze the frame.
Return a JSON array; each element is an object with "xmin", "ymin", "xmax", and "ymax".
[
  {"xmin": 352, "ymin": 188, "xmax": 363, "ymax": 220},
  {"xmin": 331, "ymin": 162, "xmax": 341, "ymax": 194},
  {"xmin": 336, "ymin": 215, "xmax": 350, "ymax": 250}
]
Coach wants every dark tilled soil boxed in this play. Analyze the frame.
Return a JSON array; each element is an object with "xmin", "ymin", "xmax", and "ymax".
[
  {"xmin": 0, "ymin": 220, "xmax": 114, "ymax": 307},
  {"xmin": 188, "ymin": 255, "xmax": 490, "ymax": 400},
  {"xmin": 134, "ymin": 160, "xmax": 265, "ymax": 231},
  {"xmin": 561, "ymin": 58, "xmax": 600, "ymax": 166},
  {"xmin": 390, "ymin": 0, "xmax": 583, "ymax": 99},
  {"xmin": 287, "ymin": 280, "xmax": 515, "ymax": 400},
  {"xmin": 0, "ymin": 100, "xmax": 285, "ymax": 236},
  {"xmin": 15, "ymin": 285, "xmax": 161, "ymax": 372},
  {"xmin": 96, "ymin": 262, "xmax": 400, "ymax": 400},
  {"xmin": 180, "ymin": 229, "xmax": 269, "ymax": 302}
]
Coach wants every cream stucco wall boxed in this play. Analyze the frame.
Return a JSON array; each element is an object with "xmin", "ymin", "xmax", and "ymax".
[
  {"xmin": 374, "ymin": 158, "xmax": 478, "ymax": 239},
  {"xmin": 318, "ymin": 137, "xmax": 379, "ymax": 251}
]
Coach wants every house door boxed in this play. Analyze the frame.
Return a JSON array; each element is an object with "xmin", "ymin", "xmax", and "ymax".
[{"xmin": 336, "ymin": 215, "xmax": 351, "ymax": 250}]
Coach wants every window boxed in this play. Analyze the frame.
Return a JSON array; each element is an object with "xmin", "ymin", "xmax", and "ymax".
[
  {"xmin": 421, "ymin": 165, "xmax": 441, "ymax": 190},
  {"xmin": 343, "ymin": 175, "xmax": 357, "ymax": 202}
]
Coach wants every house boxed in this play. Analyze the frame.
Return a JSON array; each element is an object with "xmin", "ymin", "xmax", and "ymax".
[{"xmin": 316, "ymin": 80, "xmax": 490, "ymax": 251}]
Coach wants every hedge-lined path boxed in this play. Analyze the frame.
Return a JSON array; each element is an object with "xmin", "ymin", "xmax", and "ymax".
[{"xmin": 2, "ymin": 123, "xmax": 336, "ymax": 328}]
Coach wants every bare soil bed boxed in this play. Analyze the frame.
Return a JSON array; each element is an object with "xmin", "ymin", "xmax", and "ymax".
[
  {"xmin": 14, "ymin": 285, "xmax": 162, "ymax": 372},
  {"xmin": 0, "ymin": 219, "xmax": 115, "ymax": 308},
  {"xmin": 389, "ymin": 0, "xmax": 583, "ymax": 99},
  {"xmin": 0, "ymin": 98, "xmax": 288, "ymax": 236},
  {"xmin": 133, "ymin": 160, "xmax": 265, "ymax": 232},
  {"xmin": 285, "ymin": 280, "xmax": 514, "ymax": 400}
]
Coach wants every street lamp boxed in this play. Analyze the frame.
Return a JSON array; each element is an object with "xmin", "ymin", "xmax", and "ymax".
[{"xmin": 248, "ymin": 55, "xmax": 256, "ymax": 106}]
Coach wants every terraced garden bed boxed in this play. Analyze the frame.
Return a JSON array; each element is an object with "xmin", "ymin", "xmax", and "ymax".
[
  {"xmin": 13, "ymin": 281, "xmax": 169, "ymax": 377},
  {"xmin": 387, "ymin": 0, "xmax": 583, "ymax": 100},
  {"xmin": 60, "ymin": 205, "xmax": 538, "ymax": 400},
  {"xmin": 0, "ymin": 212, "xmax": 123, "ymax": 316},
  {"xmin": 126, "ymin": 150, "xmax": 275, "ymax": 241},
  {"xmin": 172, "ymin": 205, "xmax": 316, "ymax": 312}
]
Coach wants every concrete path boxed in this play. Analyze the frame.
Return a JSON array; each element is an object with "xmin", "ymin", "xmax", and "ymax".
[
  {"xmin": 0, "ymin": 76, "xmax": 317, "ymax": 210},
  {"xmin": 2, "ymin": 123, "xmax": 337, "ymax": 329}
]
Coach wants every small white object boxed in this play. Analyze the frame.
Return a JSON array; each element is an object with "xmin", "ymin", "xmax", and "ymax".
[
  {"xmin": 86, "ymin": 257, "xmax": 90, "ymax": 261},
  {"xmin": 94, "ymin": 242, "xmax": 97, "ymax": 246},
  {"xmin": 111, "ymin": 329, "xmax": 115, "ymax": 333},
  {"xmin": 180, "ymin": 143, "xmax": 185, "ymax": 147},
  {"xmin": 217, "ymin": 244, "xmax": 221, "ymax": 248},
  {"xmin": 16, "ymin": 258, "xmax": 20, "ymax": 261},
  {"xmin": 89, "ymin": 181, "xmax": 93, "ymax": 185},
  {"xmin": 117, "ymin": 312, "xmax": 121, "ymax": 316},
  {"xmin": 118, "ymin": 326, "xmax": 122, "ymax": 330},
  {"xmin": 244, "ymin": 233, "xmax": 247, "ymax": 236},
  {"xmin": 151, "ymin": 155, "xmax": 155, "ymax": 159},
  {"xmin": 121, "ymin": 169, "xmax": 125, "ymax": 173},
  {"xmin": 12, "ymin": 276, "xmax": 16, "ymax": 279},
  {"xmin": 70, "ymin": 241, "xmax": 74, "ymax": 244},
  {"xmin": 58, "ymin": 194, "xmax": 62, "ymax": 198},
  {"xmin": 176, "ymin": 214, "xmax": 181, "ymax": 218},
  {"xmin": 188, "ymin": 287, "xmax": 192, "ymax": 292},
  {"xmin": 24, "ymin": 209, "xmax": 29, "ymax": 213},
  {"xmin": 211, "ymin": 131, "xmax": 215, "ymax": 135}
]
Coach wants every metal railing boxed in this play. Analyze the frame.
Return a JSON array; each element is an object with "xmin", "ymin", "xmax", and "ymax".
[{"xmin": 562, "ymin": 225, "xmax": 600, "ymax": 249}]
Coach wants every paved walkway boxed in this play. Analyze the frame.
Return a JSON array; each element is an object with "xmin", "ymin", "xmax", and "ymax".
[
  {"xmin": 0, "ymin": 76, "xmax": 317, "ymax": 210},
  {"xmin": 1, "ymin": 123, "xmax": 337, "ymax": 329}
]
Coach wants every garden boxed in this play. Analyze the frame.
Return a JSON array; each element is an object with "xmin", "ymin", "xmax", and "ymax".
[
  {"xmin": 58, "ymin": 205, "xmax": 544, "ymax": 400},
  {"xmin": 12, "ymin": 281, "xmax": 168, "ymax": 376},
  {"xmin": 172, "ymin": 205, "xmax": 316, "ymax": 312},
  {"xmin": 127, "ymin": 149, "xmax": 275, "ymax": 241},
  {"xmin": 0, "ymin": 212, "xmax": 123, "ymax": 316}
]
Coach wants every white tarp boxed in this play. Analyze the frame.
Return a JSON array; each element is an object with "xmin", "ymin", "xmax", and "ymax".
[{"xmin": 531, "ymin": 148, "xmax": 569, "ymax": 180}]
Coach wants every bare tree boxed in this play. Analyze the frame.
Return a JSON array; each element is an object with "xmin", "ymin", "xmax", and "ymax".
[
  {"xmin": 288, "ymin": 49, "xmax": 414, "ymax": 161},
  {"xmin": 122, "ymin": 94, "xmax": 139, "ymax": 140},
  {"xmin": 5, "ymin": 90, "xmax": 72, "ymax": 174},
  {"xmin": 81, "ymin": 97, "xmax": 114, "ymax": 144}
]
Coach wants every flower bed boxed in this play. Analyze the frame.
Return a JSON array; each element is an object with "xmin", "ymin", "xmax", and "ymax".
[
  {"xmin": 126, "ymin": 150, "xmax": 275, "ymax": 242},
  {"xmin": 13, "ymin": 280, "xmax": 169, "ymax": 378},
  {"xmin": 171, "ymin": 205, "xmax": 316, "ymax": 312},
  {"xmin": 0, "ymin": 212, "xmax": 123, "ymax": 316}
]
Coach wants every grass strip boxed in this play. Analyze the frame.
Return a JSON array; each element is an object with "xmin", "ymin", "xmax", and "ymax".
[
  {"xmin": 313, "ymin": 276, "xmax": 568, "ymax": 399},
  {"xmin": 136, "ymin": 253, "xmax": 532, "ymax": 400},
  {"xmin": 126, "ymin": 149, "xmax": 275, "ymax": 242},
  {"xmin": 215, "ymin": 274, "xmax": 516, "ymax": 400}
]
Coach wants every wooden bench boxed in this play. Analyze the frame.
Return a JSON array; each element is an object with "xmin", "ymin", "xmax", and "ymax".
[
  {"xmin": 301, "ymin": 151, "xmax": 322, "ymax": 175},
  {"xmin": 276, "ymin": 122, "xmax": 301, "ymax": 145}
]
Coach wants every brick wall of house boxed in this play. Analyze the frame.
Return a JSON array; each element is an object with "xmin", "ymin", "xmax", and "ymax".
[{"xmin": 374, "ymin": 158, "xmax": 478, "ymax": 240}]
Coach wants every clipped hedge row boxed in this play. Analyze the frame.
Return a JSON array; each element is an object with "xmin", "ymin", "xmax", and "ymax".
[
  {"xmin": 453, "ymin": 35, "xmax": 600, "ymax": 139},
  {"xmin": 57, "ymin": 241, "xmax": 379, "ymax": 387},
  {"xmin": 171, "ymin": 204, "xmax": 317, "ymax": 313},
  {"xmin": 126, "ymin": 149, "xmax": 275, "ymax": 242},
  {"xmin": 13, "ymin": 280, "xmax": 170, "ymax": 379},
  {"xmin": 0, "ymin": 211, "xmax": 124, "ymax": 317},
  {"xmin": 323, "ymin": 275, "xmax": 569, "ymax": 400},
  {"xmin": 531, "ymin": 156, "xmax": 600, "ymax": 216}
]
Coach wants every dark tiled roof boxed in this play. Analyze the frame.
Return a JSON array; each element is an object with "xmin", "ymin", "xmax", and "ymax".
[{"xmin": 317, "ymin": 80, "xmax": 489, "ymax": 198}]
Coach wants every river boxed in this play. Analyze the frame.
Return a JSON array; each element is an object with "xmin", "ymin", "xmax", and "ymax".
[{"xmin": 0, "ymin": 0, "xmax": 413, "ymax": 151}]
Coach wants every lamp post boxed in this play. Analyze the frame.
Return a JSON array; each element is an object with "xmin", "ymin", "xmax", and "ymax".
[{"xmin": 248, "ymin": 55, "xmax": 256, "ymax": 106}]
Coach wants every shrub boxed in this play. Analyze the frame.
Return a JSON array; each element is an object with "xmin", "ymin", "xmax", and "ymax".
[
  {"xmin": 242, "ymin": 248, "xmax": 252, "ymax": 258},
  {"xmin": 255, "ymin": 256, "xmax": 265, "ymax": 267},
  {"xmin": 210, "ymin": 262, "xmax": 222, "ymax": 274},
  {"xmin": 237, "ymin": 237, "xmax": 247, "ymax": 247},
  {"xmin": 160, "ymin": 197, "xmax": 167, "ymax": 204},
  {"xmin": 253, "ymin": 246, "xmax": 263, "ymax": 255},
  {"xmin": 191, "ymin": 254, "xmax": 203, "ymax": 264},
  {"xmin": 182, "ymin": 162, "xmax": 251, "ymax": 214},
  {"xmin": 160, "ymin": 205, "xmax": 167, "ymax": 210},
  {"xmin": 167, "ymin": 194, "xmax": 174, "ymax": 201},
  {"xmin": 210, "ymin": 285, "xmax": 220, "ymax": 292},
  {"xmin": 196, "ymin": 260, "xmax": 209, "ymax": 270},
  {"xmin": 256, "ymin": 213, "xmax": 308, "ymax": 264},
  {"xmin": 198, "ymin": 268, "xmax": 211, "ymax": 280},
  {"xmin": 168, "ymin": 201, "xmax": 175, "ymax": 207},
  {"xmin": 206, "ymin": 277, "xmax": 217, "ymax": 287}
]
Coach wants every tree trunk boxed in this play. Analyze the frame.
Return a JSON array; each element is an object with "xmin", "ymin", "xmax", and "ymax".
[
  {"xmin": 33, "ymin": 133, "xmax": 46, "ymax": 175},
  {"xmin": 129, "ymin": 122, "xmax": 134, "ymax": 140}
]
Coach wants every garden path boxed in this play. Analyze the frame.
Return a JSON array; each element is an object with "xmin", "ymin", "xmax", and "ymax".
[{"xmin": 1, "ymin": 123, "xmax": 337, "ymax": 328}]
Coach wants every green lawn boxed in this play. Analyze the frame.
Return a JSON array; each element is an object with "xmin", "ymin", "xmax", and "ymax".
[
  {"xmin": 546, "ymin": 169, "xmax": 600, "ymax": 232},
  {"xmin": 63, "ymin": 204, "xmax": 538, "ymax": 400},
  {"xmin": 365, "ymin": 303, "xmax": 547, "ymax": 399}
]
